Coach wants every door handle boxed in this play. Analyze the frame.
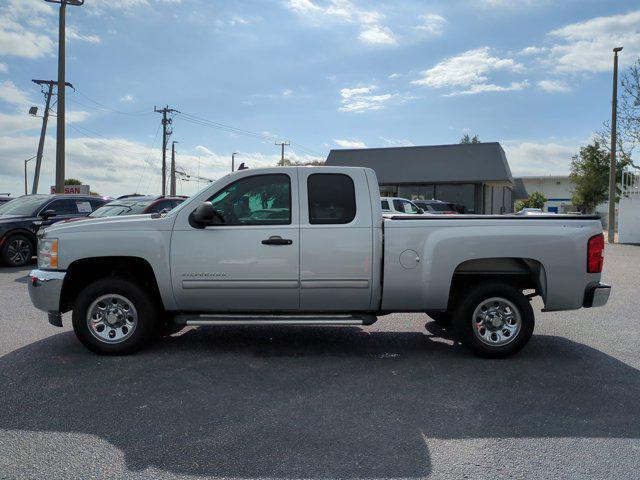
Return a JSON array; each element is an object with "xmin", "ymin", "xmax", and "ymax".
[{"xmin": 262, "ymin": 236, "xmax": 293, "ymax": 245}]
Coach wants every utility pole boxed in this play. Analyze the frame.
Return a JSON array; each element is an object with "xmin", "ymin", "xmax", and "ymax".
[
  {"xmin": 45, "ymin": 0, "xmax": 85, "ymax": 194},
  {"xmin": 154, "ymin": 105, "xmax": 179, "ymax": 195},
  {"xmin": 170, "ymin": 141, "xmax": 178, "ymax": 196},
  {"xmin": 609, "ymin": 46, "xmax": 623, "ymax": 244},
  {"xmin": 232, "ymin": 152, "xmax": 239, "ymax": 172},
  {"xmin": 275, "ymin": 140, "xmax": 290, "ymax": 165}
]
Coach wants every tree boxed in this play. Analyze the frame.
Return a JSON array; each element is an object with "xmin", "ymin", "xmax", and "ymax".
[
  {"xmin": 515, "ymin": 191, "xmax": 547, "ymax": 212},
  {"xmin": 569, "ymin": 141, "xmax": 632, "ymax": 213},
  {"xmin": 65, "ymin": 178, "xmax": 82, "ymax": 185},
  {"xmin": 277, "ymin": 158, "xmax": 325, "ymax": 166},
  {"xmin": 596, "ymin": 58, "xmax": 640, "ymax": 165},
  {"xmin": 459, "ymin": 134, "xmax": 480, "ymax": 144}
]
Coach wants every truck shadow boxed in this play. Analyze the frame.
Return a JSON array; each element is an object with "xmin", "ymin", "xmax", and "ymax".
[{"xmin": 0, "ymin": 325, "xmax": 638, "ymax": 479}]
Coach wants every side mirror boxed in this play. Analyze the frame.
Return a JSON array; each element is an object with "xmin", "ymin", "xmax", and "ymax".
[
  {"xmin": 189, "ymin": 202, "xmax": 224, "ymax": 228},
  {"xmin": 40, "ymin": 209, "xmax": 56, "ymax": 220}
]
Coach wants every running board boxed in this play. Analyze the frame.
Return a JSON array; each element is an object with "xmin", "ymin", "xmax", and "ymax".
[{"xmin": 174, "ymin": 313, "xmax": 377, "ymax": 327}]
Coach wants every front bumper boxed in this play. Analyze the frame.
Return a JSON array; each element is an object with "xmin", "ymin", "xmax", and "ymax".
[
  {"xmin": 28, "ymin": 269, "xmax": 66, "ymax": 320},
  {"xmin": 583, "ymin": 282, "xmax": 611, "ymax": 308}
]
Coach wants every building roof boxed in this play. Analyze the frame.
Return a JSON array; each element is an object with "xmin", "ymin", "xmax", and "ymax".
[{"xmin": 326, "ymin": 142, "xmax": 514, "ymax": 185}]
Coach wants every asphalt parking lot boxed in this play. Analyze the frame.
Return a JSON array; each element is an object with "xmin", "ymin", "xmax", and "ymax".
[{"xmin": 0, "ymin": 244, "xmax": 639, "ymax": 480}]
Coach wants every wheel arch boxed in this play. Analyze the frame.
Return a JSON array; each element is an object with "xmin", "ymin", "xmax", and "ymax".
[
  {"xmin": 0, "ymin": 228, "xmax": 37, "ymax": 250},
  {"xmin": 60, "ymin": 256, "xmax": 165, "ymax": 313},
  {"xmin": 447, "ymin": 257, "xmax": 547, "ymax": 310}
]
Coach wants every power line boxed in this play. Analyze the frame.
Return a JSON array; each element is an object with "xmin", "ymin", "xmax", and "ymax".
[{"xmin": 73, "ymin": 89, "xmax": 152, "ymax": 116}]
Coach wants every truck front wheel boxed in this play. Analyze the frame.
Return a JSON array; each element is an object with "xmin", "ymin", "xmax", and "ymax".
[
  {"xmin": 452, "ymin": 283, "xmax": 534, "ymax": 358},
  {"xmin": 72, "ymin": 278, "xmax": 158, "ymax": 355}
]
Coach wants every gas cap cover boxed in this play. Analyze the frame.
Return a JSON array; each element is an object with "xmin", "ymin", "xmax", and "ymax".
[{"xmin": 399, "ymin": 249, "xmax": 420, "ymax": 269}]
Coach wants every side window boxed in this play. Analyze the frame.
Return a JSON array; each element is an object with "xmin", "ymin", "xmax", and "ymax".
[
  {"xmin": 381, "ymin": 200, "xmax": 389, "ymax": 210},
  {"xmin": 46, "ymin": 199, "xmax": 79, "ymax": 215},
  {"xmin": 207, "ymin": 174, "xmax": 291, "ymax": 225},
  {"xmin": 392, "ymin": 199, "xmax": 404, "ymax": 212},
  {"xmin": 402, "ymin": 200, "xmax": 419, "ymax": 214},
  {"xmin": 307, "ymin": 173, "xmax": 356, "ymax": 224},
  {"xmin": 147, "ymin": 200, "xmax": 172, "ymax": 214},
  {"xmin": 88, "ymin": 199, "xmax": 105, "ymax": 211}
]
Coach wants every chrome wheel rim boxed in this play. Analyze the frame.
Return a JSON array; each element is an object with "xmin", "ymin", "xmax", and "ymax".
[
  {"xmin": 87, "ymin": 294, "xmax": 138, "ymax": 344},
  {"xmin": 472, "ymin": 297, "xmax": 521, "ymax": 346},
  {"xmin": 7, "ymin": 239, "xmax": 31, "ymax": 265}
]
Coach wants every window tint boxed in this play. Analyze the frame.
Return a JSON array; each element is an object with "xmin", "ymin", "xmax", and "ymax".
[
  {"xmin": 381, "ymin": 200, "xmax": 389, "ymax": 210},
  {"xmin": 207, "ymin": 174, "xmax": 291, "ymax": 225},
  {"xmin": 147, "ymin": 200, "xmax": 172, "ymax": 214},
  {"xmin": 393, "ymin": 199, "xmax": 419, "ymax": 214},
  {"xmin": 307, "ymin": 173, "xmax": 356, "ymax": 224},
  {"xmin": 89, "ymin": 199, "xmax": 106, "ymax": 211},
  {"xmin": 46, "ymin": 199, "xmax": 80, "ymax": 215},
  {"xmin": 392, "ymin": 199, "xmax": 403, "ymax": 212}
]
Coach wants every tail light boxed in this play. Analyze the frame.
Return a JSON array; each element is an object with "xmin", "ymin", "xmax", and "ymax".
[{"xmin": 587, "ymin": 234, "xmax": 604, "ymax": 273}]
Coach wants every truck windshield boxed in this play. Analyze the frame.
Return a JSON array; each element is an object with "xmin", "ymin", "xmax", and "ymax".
[{"xmin": 0, "ymin": 195, "xmax": 49, "ymax": 216}]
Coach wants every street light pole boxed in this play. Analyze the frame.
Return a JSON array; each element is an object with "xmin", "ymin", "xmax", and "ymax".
[
  {"xmin": 45, "ymin": 0, "xmax": 84, "ymax": 194},
  {"xmin": 608, "ymin": 46, "xmax": 623, "ymax": 244},
  {"xmin": 24, "ymin": 156, "xmax": 37, "ymax": 195},
  {"xmin": 232, "ymin": 152, "xmax": 239, "ymax": 172}
]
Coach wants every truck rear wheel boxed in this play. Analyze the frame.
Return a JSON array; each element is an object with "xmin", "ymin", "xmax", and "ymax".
[
  {"xmin": 452, "ymin": 282, "xmax": 534, "ymax": 358},
  {"xmin": 72, "ymin": 278, "xmax": 158, "ymax": 355}
]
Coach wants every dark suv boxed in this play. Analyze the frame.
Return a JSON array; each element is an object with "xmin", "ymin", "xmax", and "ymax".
[{"xmin": 0, "ymin": 194, "xmax": 108, "ymax": 266}]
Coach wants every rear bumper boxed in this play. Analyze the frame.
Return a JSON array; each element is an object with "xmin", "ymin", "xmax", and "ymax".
[
  {"xmin": 583, "ymin": 282, "xmax": 611, "ymax": 308},
  {"xmin": 28, "ymin": 269, "xmax": 66, "ymax": 314}
]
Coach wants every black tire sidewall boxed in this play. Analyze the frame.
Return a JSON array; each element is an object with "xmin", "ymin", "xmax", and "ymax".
[
  {"xmin": 72, "ymin": 278, "xmax": 158, "ymax": 355},
  {"xmin": 453, "ymin": 282, "xmax": 534, "ymax": 358},
  {"xmin": 1, "ymin": 234, "xmax": 33, "ymax": 267}
]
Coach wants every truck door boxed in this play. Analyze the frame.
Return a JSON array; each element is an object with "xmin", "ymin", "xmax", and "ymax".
[
  {"xmin": 170, "ymin": 171, "xmax": 300, "ymax": 311},
  {"xmin": 298, "ymin": 168, "xmax": 373, "ymax": 311}
]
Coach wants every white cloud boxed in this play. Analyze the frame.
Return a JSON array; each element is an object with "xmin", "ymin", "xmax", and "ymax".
[
  {"xmin": 66, "ymin": 26, "xmax": 101, "ymax": 44},
  {"xmin": 412, "ymin": 47, "xmax": 525, "ymax": 95},
  {"xmin": 481, "ymin": 0, "xmax": 542, "ymax": 8},
  {"xmin": 0, "ymin": 19, "xmax": 55, "ymax": 59},
  {"xmin": 547, "ymin": 11, "xmax": 640, "ymax": 73},
  {"xmin": 120, "ymin": 94, "xmax": 134, "ymax": 102},
  {"xmin": 445, "ymin": 80, "xmax": 529, "ymax": 96},
  {"xmin": 0, "ymin": 63, "xmax": 8, "ymax": 73},
  {"xmin": 282, "ymin": 89, "xmax": 293, "ymax": 97},
  {"xmin": 538, "ymin": 79, "xmax": 570, "ymax": 93},
  {"xmin": 286, "ymin": 0, "xmax": 397, "ymax": 47},
  {"xmin": 359, "ymin": 24, "xmax": 397, "ymax": 45},
  {"xmin": 503, "ymin": 141, "xmax": 578, "ymax": 175},
  {"xmin": 334, "ymin": 139, "xmax": 366, "ymax": 148},
  {"xmin": 66, "ymin": 111, "xmax": 91, "ymax": 124},
  {"xmin": 519, "ymin": 46, "xmax": 546, "ymax": 56},
  {"xmin": 339, "ymin": 84, "xmax": 396, "ymax": 112},
  {"xmin": 0, "ymin": 81, "xmax": 32, "ymax": 106},
  {"xmin": 381, "ymin": 137, "xmax": 414, "ymax": 147},
  {"xmin": 414, "ymin": 14, "xmax": 446, "ymax": 36},
  {"xmin": 388, "ymin": 73, "xmax": 401, "ymax": 79}
]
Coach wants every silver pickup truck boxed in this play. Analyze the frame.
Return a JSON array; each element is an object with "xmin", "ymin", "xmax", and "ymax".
[{"xmin": 28, "ymin": 166, "xmax": 610, "ymax": 357}]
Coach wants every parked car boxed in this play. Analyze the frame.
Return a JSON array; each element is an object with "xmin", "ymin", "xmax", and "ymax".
[
  {"xmin": 28, "ymin": 167, "xmax": 610, "ymax": 358},
  {"xmin": 0, "ymin": 194, "xmax": 12, "ymax": 205},
  {"xmin": 515, "ymin": 208, "xmax": 546, "ymax": 215},
  {"xmin": 414, "ymin": 199, "xmax": 461, "ymax": 215},
  {"xmin": 381, "ymin": 196, "xmax": 424, "ymax": 214},
  {"xmin": 0, "ymin": 194, "xmax": 108, "ymax": 266},
  {"xmin": 88, "ymin": 195, "xmax": 187, "ymax": 218}
]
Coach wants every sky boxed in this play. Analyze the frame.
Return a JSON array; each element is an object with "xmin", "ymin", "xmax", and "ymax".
[{"xmin": 0, "ymin": 0, "xmax": 639, "ymax": 197}]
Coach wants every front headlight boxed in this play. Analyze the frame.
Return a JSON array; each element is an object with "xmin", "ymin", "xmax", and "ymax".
[{"xmin": 38, "ymin": 238, "xmax": 59, "ymax": 269}]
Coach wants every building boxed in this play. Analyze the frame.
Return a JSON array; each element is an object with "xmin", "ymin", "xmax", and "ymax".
[
  {"xmin": 326, "ymin": 143, "xmax": 515, "ymax": 214},
  {"xmin": 517, "ymin": 175, "xmax": 574, "ymax": 213}
]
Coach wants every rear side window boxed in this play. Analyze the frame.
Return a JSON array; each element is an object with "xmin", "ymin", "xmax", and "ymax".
[
  {"xmin": 381, "ymin": 200, "xmax": 389, "ymax": 210},
  {"xmin": 46, "ymin": 199, "xmax": 80, "ymax": 215},
  {"xmin": 308, "ymin": 173, "xmax": 356, "ymax": 224}
]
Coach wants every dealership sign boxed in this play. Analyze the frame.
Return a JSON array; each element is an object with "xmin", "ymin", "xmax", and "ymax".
[{"xmin": 50, "ymin": 184, "xmax": 90, "ymax": 195}]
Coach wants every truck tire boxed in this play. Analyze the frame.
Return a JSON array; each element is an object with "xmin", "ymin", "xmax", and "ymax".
[
  {"xmin": 1, "ymin": 234, "xmax": 33, "ymax": 267},
  {"xmin": 72, "ymin": 278, "xmax": 158, "ymax": 355},
  {"xmin": 452, "ymin": 282, "xmax": 534, "ymax": 358}
]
